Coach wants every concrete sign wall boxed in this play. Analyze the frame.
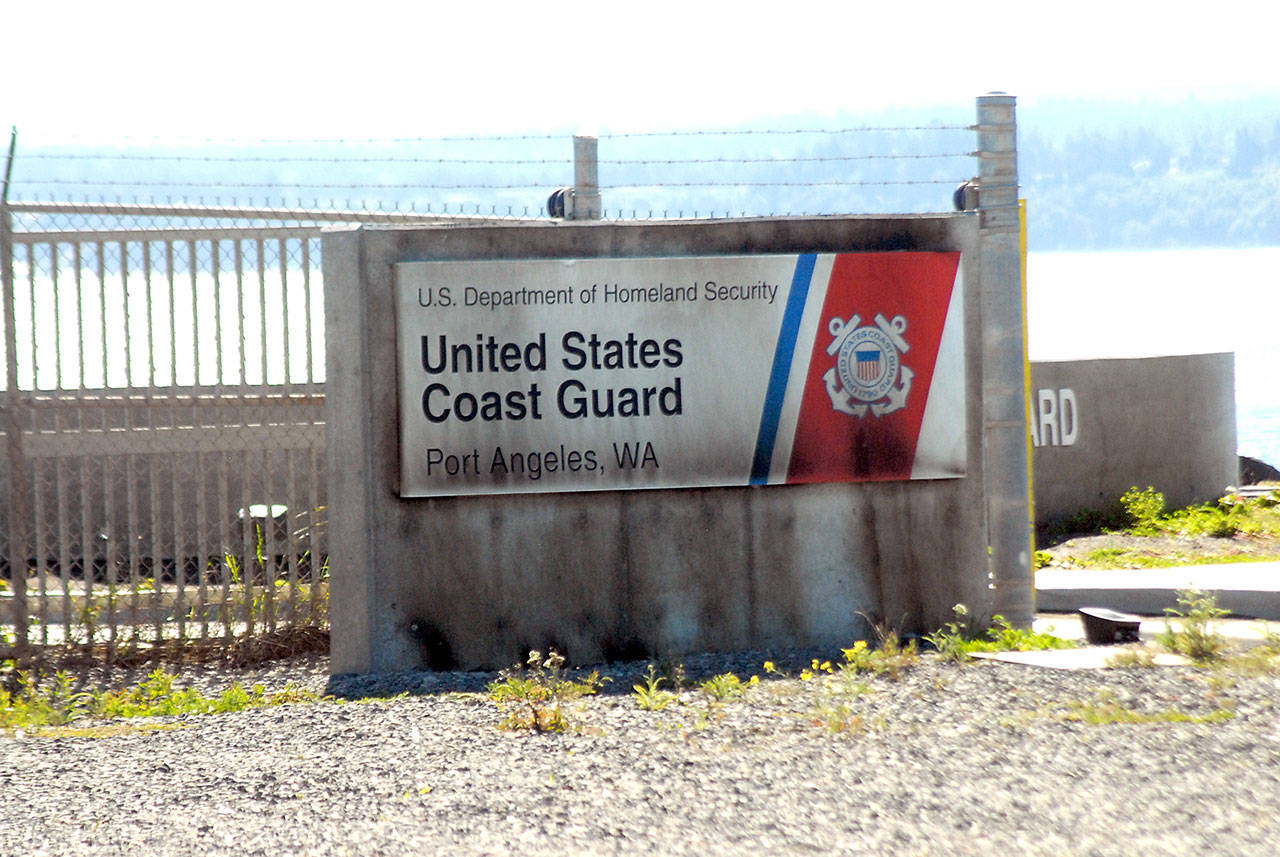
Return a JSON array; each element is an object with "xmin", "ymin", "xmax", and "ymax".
[
  {"xmin": 1030, "ymin": 353, "xmax": 1237, "ymax": 522},
  {"xmin": 394, "ymin": 252, "xmax": 966, "ymax": 497},
  {"xmin": 324, "ymin": 216, "xmax": 1015, "ymax": 674}
]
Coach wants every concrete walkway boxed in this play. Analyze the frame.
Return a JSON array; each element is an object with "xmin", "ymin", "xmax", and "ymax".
[
  {"xmin": 1036, "ymin": 560, "xmax": 1280, "ymax": 619},
  {"xmin": 1010, "ymin": 610, "xmax": 1279, "ymax": 670}
]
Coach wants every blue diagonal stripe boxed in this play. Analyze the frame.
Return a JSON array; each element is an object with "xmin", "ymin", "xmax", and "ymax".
[{"xmin": 750, "ymin": 253, "xmax": 817, "ymax": 485}]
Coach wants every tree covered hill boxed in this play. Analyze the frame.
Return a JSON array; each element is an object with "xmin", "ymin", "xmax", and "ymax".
[{"xmin": 1020, "ymin": 95, "xmax": 1280, "ymax": 249}]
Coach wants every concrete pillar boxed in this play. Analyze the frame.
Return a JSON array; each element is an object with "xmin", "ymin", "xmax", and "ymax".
[
  {"xmin": 1, "ymin": 127, "xmax": 31, "ymax": 650},
  {"xmin": 977, "ymin": 93, "xmax": 1034, "ymax": 626},
  {"xmin": 569, "ymin": 135, "xmax": 602, "ymax": 220}
]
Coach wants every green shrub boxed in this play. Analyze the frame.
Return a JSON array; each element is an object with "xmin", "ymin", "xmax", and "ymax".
[
  {"xmin": 1050, "ymin": 487, "xmax": 1280, "ymax": 542},
  {"xmin": 1047, "ymin": 503, "xmax": 1132, "ymax": 539},
  {"xmin": 1157, "ymin": 589, "xmax": 1228, "ymax": 663},
  {"xmin": 1120, "ymin": 486, "xmax": 1166, "ymax": 534}
]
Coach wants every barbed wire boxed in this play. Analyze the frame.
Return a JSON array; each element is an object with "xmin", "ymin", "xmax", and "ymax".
[
  {"xmin": 6, "ymin": 120, "xmax": 977, "ymax": 226},
  {"xmin": 13, "ymin": 176, "xmax": 966, "ymax": 191},
  {"xmin": 601, "ymin": 125, "xmax": 973, "ymax": 138},
  {"xmin": 7, "ymin": 201, "xmax": 959, "ymax": 230},
  {"xmin": 605, "ymin": 153, "xmax": 972, "ymax": 165},
  {"xmin": 7, "ymin": 198, "xmax": 537, "ymax": 215},
  {"xmin": 606, "ymin": 179, "xmax": 959, "ymax": 188},
  {"xmin": 19, "ymin": 153, "xmax": 574, "ymax": 165},
  {"xmin": 17, "ymin": 124, "xmax": 973, "ymax": 149},
  {"xmin": 60, "ymin": 132, "xmax": 569, "ymax": 146},
  {"xmin": 13, "ymin": 178, "xmax": 564, "ymax": 190},
  {"xmin": 17, "ymin": 151, "xmax": 972, "ymax": 166},
  {"xmin": 7, "ymin": 190, "xmax": 987, "ymax": 240}
]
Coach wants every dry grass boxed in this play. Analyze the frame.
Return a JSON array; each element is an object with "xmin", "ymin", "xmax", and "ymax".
[{"xmin": 3, "ymin": 626, "xmax": 329, "ymax": 674}]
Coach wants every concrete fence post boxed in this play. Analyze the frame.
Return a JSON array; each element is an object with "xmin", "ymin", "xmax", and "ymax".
[
  {"xmin": 1, "ymin": 126, "xmax": 30, "ymax": 650},
  {"xmin": 976, "ymin": 93, "xmax": 1034, "ymax": 626},
  {"xmin": 569, "ymin": 134, "xmax": 603, "ymax": 220}
]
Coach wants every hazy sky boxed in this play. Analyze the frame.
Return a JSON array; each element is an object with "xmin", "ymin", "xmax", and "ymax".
[{"xmin": 4, "ymin": 0, "xmax": 1278, "ymax": 143}]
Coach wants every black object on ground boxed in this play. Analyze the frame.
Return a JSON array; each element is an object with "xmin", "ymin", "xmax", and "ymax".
[{"xmin": 1079, "ymin": 607, "xmax": 1143, "ymax": 645}]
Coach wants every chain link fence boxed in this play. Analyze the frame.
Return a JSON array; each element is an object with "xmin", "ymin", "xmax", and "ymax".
[{"xmin": 1, "ymin": 116, "xmax": 983, "ymax": 661}]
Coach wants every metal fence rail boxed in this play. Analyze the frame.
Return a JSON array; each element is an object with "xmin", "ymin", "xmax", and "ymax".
[{"xmin": 1, "ymin": 216, "xmax": 335, "ymax": 655}]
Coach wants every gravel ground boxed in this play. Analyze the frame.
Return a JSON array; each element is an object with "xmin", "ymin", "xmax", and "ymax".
[{"xmin": 3, "ymin": 647, "xmax": 1280, "ymax": 857}]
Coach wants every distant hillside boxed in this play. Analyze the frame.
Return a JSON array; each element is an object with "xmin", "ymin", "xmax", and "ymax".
[
  {"xmin": 7, "ymin": 95, "xmax": 1279, "ymax": 251},
  {"xmin": 1019, "ymin": 95, "xmax": 1280, "ymax": 249}
]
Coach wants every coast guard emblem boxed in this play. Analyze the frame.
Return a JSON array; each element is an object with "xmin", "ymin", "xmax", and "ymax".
[{"xmin": 822, "ymin": 313, "xmax": 913, "ymax": 418}]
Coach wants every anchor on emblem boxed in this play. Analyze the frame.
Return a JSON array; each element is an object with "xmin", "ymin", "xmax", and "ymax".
[{"xmin": 822, "ymin": 312, "xmax": 913, "ymax": 418}]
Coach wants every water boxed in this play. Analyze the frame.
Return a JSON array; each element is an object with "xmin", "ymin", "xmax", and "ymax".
[{"xmin": 1027, "ymin": 247, "xmax": 1280, "ymax": 469}]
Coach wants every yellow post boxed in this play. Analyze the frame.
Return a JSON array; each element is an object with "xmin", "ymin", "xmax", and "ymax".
[{"xmin": 1020, "ymin": 198, "xmax": 1036, "ymax": 560}]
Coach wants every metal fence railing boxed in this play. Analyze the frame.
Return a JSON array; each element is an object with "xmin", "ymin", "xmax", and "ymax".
[
  {"xmin": 1, "ymin": 114, "xmax": 987, "ymax": 659},
  {"xmin": 0, "ymin": 218, "xmax": 335, "ymax": 656}
]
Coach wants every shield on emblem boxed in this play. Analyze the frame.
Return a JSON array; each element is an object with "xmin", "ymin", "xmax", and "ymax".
[{"xmin": 855, "ymin": 348, "xmax": 882, "ymax": 382}]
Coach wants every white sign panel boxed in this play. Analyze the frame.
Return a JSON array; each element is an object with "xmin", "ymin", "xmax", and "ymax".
[{"xmin": 395, "ymin": 252, "xmax": 964, "ymax": 497}]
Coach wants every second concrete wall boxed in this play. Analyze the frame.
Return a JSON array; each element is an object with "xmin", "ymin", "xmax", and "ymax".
[{"xmin": 1030, "ymin": 352, "xmax": 1237, "ymax": 522}]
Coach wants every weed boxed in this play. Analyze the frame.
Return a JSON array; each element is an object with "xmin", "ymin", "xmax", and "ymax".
[
  {"xmin": 1104, "ymin": 648, "xmax": 1157, "ymax": 668},
  {"xmin": 1156, "ymin": 589, "xmax": 1228, "ymax": 663},
  {"xmin": 684, "ymin": 672, "xmax": 761, "ymax": 730},
  {"xmin": 77, "ymin": 601, "xmax": 102, "ymax": 646},
  {"xmin": 981, "ymin": 616, "xmax": 1077, "ymax": 653},
  {"xmin": 1047, "ymin": 502, "xmax": 1132, "ymax": 540},
  {"xmin": 840, "ymin": 643, "xmax": 875, "ymax": 671},
  {"xmin": 487, "ymin": 650, "xmax": 603, "ymax": 732},
  {"xmin": 1168, "ymin": 505, "xmax": 1242, "ymax": 537},
  {"xmin": 1064, "ymin": 691, "xmax": 1235, "ymax": 726},
  {"xmin": 632, "ymin": 664, "xmax": 678, "ymax": 711},
  {"xmin": 30, "ymin": 722, "xmax": 190, "ymax": 739},
  {"xmin": 1198, "ymin": 622, "xmax": 1280, "ymax": 676},
  {"xmin": 1120, "ymin": 486, "xmax": 1166, "ymax": 534},
  {"xmin": 1261, "ymin": 623, "xmax": 1280, "ymax": 653},
  {"xmin": 0, "ymin": 668, "xmax": 321, "ymax": 733},
  {"xmin": 699, "ymin": 672, "xmax": 748, "ymax": 702},
  {"xmin": 691, "ymin": 702, "xmax": 721, "ymax": 730},
  {"xmin": 926, "ymin": 605, "xmax": 1075, "ymax": 662},
  {"xmin": 1072, "ymin": 549, "xmax": 1276, "ymax": 570},
  {"xmin": 1222, "ymin": 647, "xmax": 1280, "ymax": 677},
  {"xmin": 925, "ymin": 604, "xmax": 974, "ymax": 662},
  {"xmin": 840, "ymin": 632, "xmax": 919, "ymax": 681},
  {"xmin": 657, "ymin": 659, "xmax": 687, "ymax": 691},
  {"xmin": 1046, "ymin": 486, "xmax": 1280, "ymax": 547},
  {"xmin": 0, "ymin": 671, "xmax": 95, "ymax": 727},
  {"xmin": 799, "ymin": 659, "xmax": 833, "ymax": 682},
  {"xmin": 808, "ymin": 700, "xmax": 865, "ymax": 734},
  {"xmin": 797, "ymin": 647, "xmax": 878, "ymax": 734},
  {"xmin": 1033, "ymin": 550, "xmax": 1054, "ymax": 569}
]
